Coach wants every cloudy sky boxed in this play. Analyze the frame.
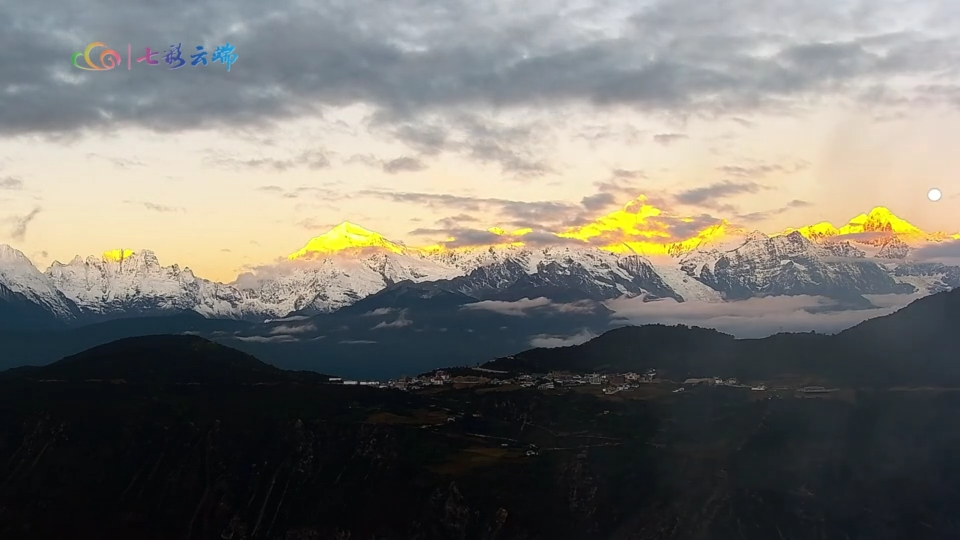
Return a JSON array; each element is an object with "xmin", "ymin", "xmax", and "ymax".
[{"xmin": 1, "ymin": 0, "xmax": 959, "ymax": 281}]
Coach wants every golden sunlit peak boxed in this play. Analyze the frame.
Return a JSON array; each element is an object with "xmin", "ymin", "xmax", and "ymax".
[
  {"xmin": 781, "ymin": 206, "xmax": 932, "ymax": 242},
  {"xmin": 559, "ymin": 197, "xmax": 665, "ymax": 241},
  {"xmin": 840, "ymin": 206, "xmax": 923, "ymax": 236},
  {"xmin": 556, "ymin": 194, "xmax": 740, "ymax": 256},
  {"xmin": 102, "ymin": 249, "xmax": 135, "ymax": 262},
  {"xmin": 331, "ymin": 221, "xmax": 377, "ymax": 235},
  {"xmin": 779, "ymin": 221, "xmax": 840, "ymax": 240},
  {"xmin": 285, "ymin": 202, "xmax": 951, "ymax": 263},
  {"xmin": 288, "ymin": 221, "xmax": 407, "ymax": 260}
]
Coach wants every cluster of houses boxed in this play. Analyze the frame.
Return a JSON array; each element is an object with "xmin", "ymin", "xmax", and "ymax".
[
  {"xmin": 326, "ymin": 369, "xmax": 661, "ymax": 392},
  {"xmin": 325, "ymin": 370, "xmax": 836, "ymax": 397},
  {"xmin": 328, "ymin": 370, "xmax": 464, "ymax": 390},
  {"xmin": 679, "ymin": 377, "xmax": 766, "ymax": 391},
  {"xmin": 515, "ymin": 369, "xmax": 660, "ymax": 393}
]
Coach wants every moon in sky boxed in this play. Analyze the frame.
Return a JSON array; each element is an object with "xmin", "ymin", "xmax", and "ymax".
[{"xmin": 928, "ymin": 188, "xmax": 942, "ymax": 202}]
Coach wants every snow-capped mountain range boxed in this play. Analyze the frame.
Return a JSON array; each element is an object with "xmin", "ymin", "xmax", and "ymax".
[{"xmin": 2, "ymin": 207, "xmax": 958, "ymax": 328}]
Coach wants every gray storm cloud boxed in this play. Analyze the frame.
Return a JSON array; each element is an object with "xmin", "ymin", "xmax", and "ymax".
[{"xmin": 0, "ymin": 0, "xmax": 956, "ymax": 141}]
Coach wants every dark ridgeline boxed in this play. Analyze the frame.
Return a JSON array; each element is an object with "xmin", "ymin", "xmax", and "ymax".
[
  {"xmin": 482, "ymin": 287, "xmax": 960, "ymax": 388},
  {"xmin": 0, "ymin": 282, "xmax": 614, "ymax": 379},
  {"xmin": 0, "ymin": 310, "xmax": 254, "ymax": 373},
  {"xmin": 1, "ymin": 290, "xmax": 960, "ymax": 538},
  {"xmin": 0, "ymin": 334, "xmax": 331, "ymax": 385}
]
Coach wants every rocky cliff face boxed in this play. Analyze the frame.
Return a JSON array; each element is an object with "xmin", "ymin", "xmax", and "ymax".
[
  {"xmin": 876, "ymin": 237, "xmax": 911, "ymax": 259},
  {"xmin": 679, "ymin": 231, "xmax": 915, "ymax": 300},
  {"xmin": 45, "ymin": 250, "xmax": 248, "ymax": 321},
  {"xmin": 434, "ymin": 246, "xmax": 683, "ymax": 303}
]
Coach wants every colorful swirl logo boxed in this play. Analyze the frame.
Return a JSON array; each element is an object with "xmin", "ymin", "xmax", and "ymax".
[{"xmin": 71, "ymin": 42, "xmax": 121, "ymax": 70}]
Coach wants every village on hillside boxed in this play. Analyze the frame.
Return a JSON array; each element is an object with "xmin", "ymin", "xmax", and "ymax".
[{"xmin": 325, "ymin": 369, "xmax": 839, "ymax": 397}]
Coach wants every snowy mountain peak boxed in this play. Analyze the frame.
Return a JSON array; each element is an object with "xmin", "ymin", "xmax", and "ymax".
[
  {"xmin": 748, "ymin": 230, "xmax": 774, "ymax": 242},
  {"xmin": 848, "ymin": 207, "xmax": 923, "ymax": 236},
  {"xmin": 783, "ymin": 221, "xmax": 837, "ymax": 242},
  {"xmin": 659, "ymin": 221, "xmax": 753, "ymax": 256},
  {"xmin": 0, "ymin": 244, "xmax": 79, "ymax": 320},
  {"xmin": 332, "ymin": 221, "xmax": 377, "ymax": 235},
  {"xmin": 103, "ymin": 248, "xmax": 136, "ymax": 262},
  {"xmin": 0, "ymin": 244, "xmax": 32, "ymax": 264},
  {"xmin": 44, "ymin": 247, "xmax": 242, "ymax": 322},
  {"xmin": 96, "ymin": 249, "xmax": 163, "ymax": 270},
  {"xmin": 771, "ymin": 230, "xmax": 816, "ymax": 251},
  {"xmin": 288, "ymin": 221, "xmax": 409, "ymax": 260},
  {"xmin": 781, "ymin": 206, "xmax": 936, "ymax": 246},
  {"xmin": 552, "ymin": 196, "xmax": 756, "ymax": 258},
  {"xmin": 47, "ymin": 249, "xmax": 165, "ymax": 274}
]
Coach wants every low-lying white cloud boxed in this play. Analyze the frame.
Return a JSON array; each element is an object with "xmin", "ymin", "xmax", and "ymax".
[
  {"xmin": 268, "ymin": 322, "xmax": 317, "ymax": 335},
  {"xmin": 232, "ymin": 333, "xmax": 325, "ymax": 343},
  {"xmin": 263, "ymin": 315, "xmax": 312, "ymax": 323},
  {"xmin": 363, "ymin": 307, "xmax": 397, "ymax": 316},
  {"xmin": 461, "ymin": 297, "xmax": 596, "ymax": 316},
  {"xmin": 913, "ymin": 239, "xmax": 960, "ymax": 266},
  {"xmin": 529, "ymin": 330, "xmax": 597, "ymax": 348},
  {"xmin": 605, "ymin": 293, "xmax": 923, "ymax": 338},
  {"xmin": 552, "ymin": 301, "xmax": 599, "ymax": 314},
  {"xmin": 234, "ymin": 334, "xmax": 300, "ymax": 343},
  {"xmin": 371, "ymin": 312, "xmax": 412, "ymax": 329},
  {"xmin": 463, "ymin": 297, "xmax": 552, "ymax": 316}
]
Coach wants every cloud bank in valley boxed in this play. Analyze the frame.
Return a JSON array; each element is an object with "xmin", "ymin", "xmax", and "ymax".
[
  {"xmin": 913, "ymin": 239, "xmax": 960, "ymax": 266},
  {"xmin": 604, "ymin": 294, "xmax": 922, "ymax": 338}
]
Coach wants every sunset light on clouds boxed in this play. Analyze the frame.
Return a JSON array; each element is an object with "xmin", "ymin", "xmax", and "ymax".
[{"xmin": 1, "ymin": 0, "xmax": 959, "ymax": 283}]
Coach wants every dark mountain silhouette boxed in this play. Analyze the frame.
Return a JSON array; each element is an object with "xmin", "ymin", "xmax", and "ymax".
[
  {"xmin": 1, "ymin": 335, "xmax": 329, "ymax": 384},
  {"xmin": 0, "ymin": 311, "xmax": 252, "ymax": 372},
  {"xmin": 2, "ymin": 333, "xmax": 960, "ymax": 538},
  {"xmin": 482, "ymin": 288, "xmax": 960, "ymax": 387}
]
